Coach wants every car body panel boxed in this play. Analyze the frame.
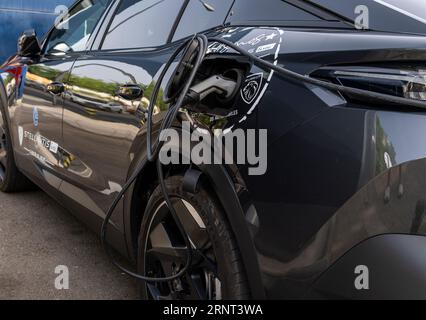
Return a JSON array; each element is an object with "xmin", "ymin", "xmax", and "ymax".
[
  {"xmin": 312, "ymin": 234, "xmax": 426, "ymax": 299},
  {"xmin": 207, "ymin": 26, "xmax": 426, "ymax": 298},
  {"xmin": 11, "ymin": 56, "xmax": 73, "ymax": 176}
]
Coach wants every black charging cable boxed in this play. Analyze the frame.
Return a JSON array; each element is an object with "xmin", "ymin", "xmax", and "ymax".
[
  {"xmin": 210, "ymin": 37, "xmax": 426, "ymax": 110},
  {"xmin": 101, "ymin": 34, "xmax": 208, "ymax": 283},
  {"xmin": 101, "ymin": 33, "xmax": 426, "ymax": 285}
]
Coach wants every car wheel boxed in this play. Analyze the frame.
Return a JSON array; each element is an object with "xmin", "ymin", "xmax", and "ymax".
[
  {"xmin": 137, "ymin": 175, "xmax": 250, "ymax": 300},
  {"xmin": 0, "ymin": 104, "xmax": 32, "ymax": 192}
]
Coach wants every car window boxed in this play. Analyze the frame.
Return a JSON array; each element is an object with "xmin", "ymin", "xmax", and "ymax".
[
  {"xmin": 308, "ymin": 0, "xmax": 426, "ymax": 35},
  {"xmin": 309, "ymin": 0, "xmax": 426, "ymax": 21},
  {"xmin": 102, "ymin": 0, "xmax": 185, "ymax": 50},
  {"xmin": 44, "ymin": 0, "xmax": 111, "ymax": 54},
  {"xmin": 172, "ymin": 0, "xmax": 234, "ymax": 41},
  {"xmin": 226, "ymin": 0, "xmax": 324, "ymax": 23},
  {"xmin": 377, "ymin": 0, "xmax": 426, "ymax": 20}
]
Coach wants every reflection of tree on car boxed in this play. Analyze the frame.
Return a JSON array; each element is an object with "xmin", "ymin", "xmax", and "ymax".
[{"xmin": 67, "ymin": 71, "xmax": 165, "ymax": 114}]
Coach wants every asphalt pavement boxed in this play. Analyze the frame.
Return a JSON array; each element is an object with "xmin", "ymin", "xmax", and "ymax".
[{"xmin": 0, "ymin": 190, "xmax": 139, "ymax": 300}]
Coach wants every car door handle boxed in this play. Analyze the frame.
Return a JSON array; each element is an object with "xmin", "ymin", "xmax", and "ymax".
[
  {"xmin": 46, "ymin": 82, "xmax": 65, "ymax": 95},
  {"xmin": 116, "ymin": 84, "xmax": 143, "ymax": 100}
]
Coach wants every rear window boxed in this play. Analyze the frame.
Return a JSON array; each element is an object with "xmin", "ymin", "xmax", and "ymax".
[
  {"xmin": 172, "ymin": 0, "xmax": 234, "ymax": 41},
  {"xmin": 309, "ymin": 0, "xmax": 426, "ymax": 35},
  {"xmin": 102, "ymin": 0, "xmax": 184, "ymax": 49},
  {"xmin": 310, "ymin": 0, "xmax": 426, "ymax": 21},
  {"xmin": 226, "ymin": 0, "xmax": 325, "ymax": 23}
]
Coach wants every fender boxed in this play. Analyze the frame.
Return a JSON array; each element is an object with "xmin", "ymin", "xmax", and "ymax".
[
  {"xmin": 123, "ymin": 122, "xmax": 266, "ymax": 299},
  {"xmin": 0, "ymin": 59, "xmax": 27, "ymax": 152},
  {"xmin": 0, "ymin": 73, "xmax": 17, "ymax": 158},
  {"xmin": 312, "ymin": 234, "xmax": 426, "ymax": 299}
]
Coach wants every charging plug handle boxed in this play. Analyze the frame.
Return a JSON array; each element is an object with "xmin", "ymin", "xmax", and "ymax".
[{"xmin": 186, "ymin": 75, "xmax": 238, "ymax": 105}]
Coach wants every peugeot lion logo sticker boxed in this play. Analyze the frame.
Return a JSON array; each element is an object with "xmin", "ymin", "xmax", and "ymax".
[{"xmin": 241, "ymin": 73, "xmax": 263, "ymax": 105}]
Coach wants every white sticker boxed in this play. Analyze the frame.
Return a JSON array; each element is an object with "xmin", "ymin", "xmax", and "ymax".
[
  {"xmin": 18, "ymin": 126, "xmax": 24, "ymax": 146},
  {"xmin": 256, "ymin": 43, "xmax": 276, "ymax": 54},
  {"xmin": 49, "ymin": 141, "xmax": 59, "ymax": 154}
]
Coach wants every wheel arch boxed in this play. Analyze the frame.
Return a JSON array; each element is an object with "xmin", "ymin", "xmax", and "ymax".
[
  {"xmin": 0, "ymin": 76, "xmax": 16, "ymax": 156},
  {"xmin": 123, "ymin": 128, "xmax": 266, "ymax": 299},
  {"xmin": 0, "ymin": 77, "xmax": 10, "ymax": 126}
]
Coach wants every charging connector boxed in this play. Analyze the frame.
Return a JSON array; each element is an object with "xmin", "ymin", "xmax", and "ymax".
[{"xmin": 188, "ymin": 75, "xmax": 238, "ymax": 103}]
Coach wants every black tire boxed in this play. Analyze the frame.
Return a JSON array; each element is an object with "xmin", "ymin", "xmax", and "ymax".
[
  {"xmin": 0, "ymin": 101, "xmax": 33, "ymax": 192},
  {"xmin": 137, "ymin": 175, "xmax": 250, "ymax": 300}
]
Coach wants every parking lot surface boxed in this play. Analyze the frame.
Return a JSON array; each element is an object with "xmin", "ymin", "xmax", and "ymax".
[{"xmin": 0, "ymin": 190, "xmax": 138, "ymax": 300}]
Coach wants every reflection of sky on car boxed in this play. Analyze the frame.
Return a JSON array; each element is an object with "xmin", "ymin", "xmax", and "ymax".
[
  {"xmin": 308, "ymin": 0, "xmax": 426, "ymax": 34},
  {"xmin": 108, "ymin": 0, "xmax": 158, "ymax": 31},
  {"xmin": 374, "ymin": 0, "xmax": 426, "ymax": 23},
  {"xmin": 103, "ymin": 0, "xmax": 184, "ymax": 49},
  {"xmin": 70, "ymin": 33, "xmax": 90, "ymax": 52},
  {"xmin": 57, "ymin": 2, "xmax": 93, "ymax": 29},
  {"xmin": 106, "ymin": 0, "xmax": 159, "ymax": 41},
  {"xmin": 378, "ymin": 112, "xmax": 426, "ymax": 165}
]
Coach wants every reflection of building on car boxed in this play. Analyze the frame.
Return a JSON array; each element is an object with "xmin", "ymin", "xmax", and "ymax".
[{"xmin": 2, "ymin": 0, "xmax": 426, "ymax": 300}]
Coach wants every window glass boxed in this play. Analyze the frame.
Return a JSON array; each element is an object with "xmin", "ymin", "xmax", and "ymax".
[
  {"xmin": 227, "ymin": 0, "xmax": 323, "ymax": 23},
  {"xmin": 45, "ymin": 0, "xmax": 110, "ymax": 53},
  {"xmin": 374, "ymin": 0, "xmax": 426, "ymax": 19},
  {"xmin": 308, "ymin": 0, "xmax": 426, "ymax": 35},
  {"xmin": 309, "ymin": 0, "xmax": 426, "ymax": 21},
  {"xmin": 102, "ymin": 0, "xmax": 184, "ymax": 50},
  {"xmin": 172, "ymin": 0, "xmax": 233, "ymax": 41}
]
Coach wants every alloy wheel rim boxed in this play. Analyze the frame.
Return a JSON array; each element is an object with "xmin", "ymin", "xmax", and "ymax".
[{"xmin": 144, "ymin": 199, "xmax": 222, "ymax": 300}]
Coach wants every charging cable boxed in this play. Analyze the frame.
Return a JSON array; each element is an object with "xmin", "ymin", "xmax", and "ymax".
[
  {"xmin": 101, "ymin": 35, "xmax": 208, "ymax": 283},
  {"xmin": 210, "ymin": 37, "xmax": 426, "ymax": 109}
]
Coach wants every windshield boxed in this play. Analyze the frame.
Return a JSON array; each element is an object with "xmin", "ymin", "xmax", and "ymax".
[{"xmin": 307, "ymin": 0, "xmax": 426, "ymax": 35}]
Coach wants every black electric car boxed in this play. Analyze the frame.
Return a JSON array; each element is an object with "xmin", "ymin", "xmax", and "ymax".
[{"xmin": 2, "ymin": 0, "xmax": 426, "ymax": 300}]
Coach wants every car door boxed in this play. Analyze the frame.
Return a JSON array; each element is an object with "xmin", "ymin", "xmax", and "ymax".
[
  {"xmin": 60, "ymin": 0, "xmax": 186, "ymax": 232},
  {"xmin": 60, "ymin": 0, "xmax": 234, "ymax": 231},
  {"xmin": 10, "ymin": 0, "xmax": 111, "ymax": 189},
  {"xmin": 10, "ymin": 53, "xmax": 73, "ymax": 183}
]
